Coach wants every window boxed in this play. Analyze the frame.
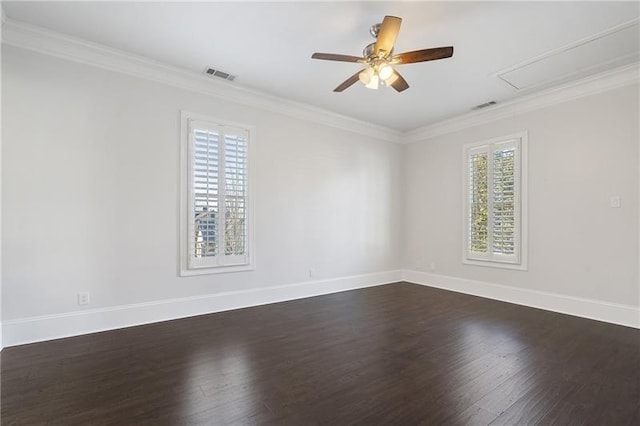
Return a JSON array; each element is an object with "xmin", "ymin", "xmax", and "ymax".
[
  {"xmin": 463, "ymin": 132, "xmax": 527, "ymax": 270},
  {"xmin": 180, "ymin": 112, "xmax": 253, "ymax": 276}
]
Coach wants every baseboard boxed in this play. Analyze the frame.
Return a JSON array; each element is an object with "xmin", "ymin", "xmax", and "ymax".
[
  {"xmin": 403, "ymin": 270, "xmax": 640, "ymax": 329},
  {"xmin": 6, "ymin": 269, "xmax": 634, "ymax": 348},
  {"xmin": 2, "ymin": 270, "xmax": 402, "ymax": 347}
]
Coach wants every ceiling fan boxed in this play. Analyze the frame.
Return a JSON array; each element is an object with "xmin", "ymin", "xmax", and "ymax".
[{"xmin": 312, "ymin": 16, "xmax": 453, "ymax": 93}]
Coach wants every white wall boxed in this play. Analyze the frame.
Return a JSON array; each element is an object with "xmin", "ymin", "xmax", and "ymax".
[
  {"xmin": 1, "ymin": 46, "xmax": 403, "ymax": 322},
  {"xmin": 404, "ymin": 84, "xmax": 639, "ymax": 307},
  {"xmin": 0, "ymin": 25, "xmax": 3, "ymax": 349},
  {"xmin": 2, "ymin": 40, "xmax": 638, "ymax": 345}
]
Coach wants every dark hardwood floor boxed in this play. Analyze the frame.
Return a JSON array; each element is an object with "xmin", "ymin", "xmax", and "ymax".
[{"xmin": 2, "ymin": 282, "xmax": 639, "ymax": 425}]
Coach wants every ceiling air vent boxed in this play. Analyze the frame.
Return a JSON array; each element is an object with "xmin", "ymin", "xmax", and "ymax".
[
  {"xmin": 203, "ymin": 67, "xmax": 236, "ymax": 82},
  {"xmin": 473, "ymin": 101, "xmax": 497, "ymax": 110}
]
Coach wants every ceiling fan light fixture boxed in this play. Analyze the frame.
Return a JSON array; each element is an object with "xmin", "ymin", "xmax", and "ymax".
[
  {"xmin": 365, "ymin": 74, "xmax": 379, "ymax": 90},
  {"xmin": 378, "ymin": 63, "xmax": 394, "ymax": 81},
  {"xmin": 359, "ymin": 66, "xmax": 374, "ymax": 84},
  {"xmin": 384, "ymin": 72, "xmax": 399, "ymax": 86}
]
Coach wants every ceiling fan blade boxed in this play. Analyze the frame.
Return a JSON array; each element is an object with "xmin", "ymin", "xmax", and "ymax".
[
  {"xmin": 312, "ymin": 53, "xmax": 365, "ymax": 63},
  {"xmin": 334, "ymin": 71, "xmax": 362, "ymax": 92},
  {"xmin": 374, "ymin": 16, "xmax": 402, "ymax": 56},
  {"xmin": 391, "ymin": 46, "xmax": 454, "ymax": 65},
  {"xmin": 389, "ymin": 71, "xmax": 409, "ymax": 92}
]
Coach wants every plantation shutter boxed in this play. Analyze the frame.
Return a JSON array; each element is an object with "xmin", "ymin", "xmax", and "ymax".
[
  {"xmin": 492, "ymin": 141, "xmax": 517, "ymax": 258},
  {"xmin": 465, "ymin": 138, "xmax": 520, "ymax": 264},
  {"xmin": 188, "ymin": 120, "xmax": 249, "ymax": 269},
  {"xmin": 468, "ymin": 147, "xmax": 489, "ymax": 257},
  {"xmin": 222, "ymin": 127, "xmax": 249, "ymax": 265}
]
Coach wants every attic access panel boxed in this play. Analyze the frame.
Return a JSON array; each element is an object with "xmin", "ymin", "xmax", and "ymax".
[{"xmin": 498, "ymin": 21, "xmax": 639, "ymax": 91}]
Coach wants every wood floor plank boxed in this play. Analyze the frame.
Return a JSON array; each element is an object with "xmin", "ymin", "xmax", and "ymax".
[
  {"xmin": 2, "ymin": 282, "xmax": 638, "ymax": 425},
  {"xmin": 450, "ymin": 404, "xmax": 499, "ymax": 426},
  {"xmin": 535, "ymin": 371, "xmax": 640, "ymax": 425},
  {"xmin": 487, "ymin": 377, "xmax": 580, "ymax": 425}
]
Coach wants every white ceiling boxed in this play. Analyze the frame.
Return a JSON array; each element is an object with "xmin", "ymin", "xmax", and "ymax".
[{"xmin": 3, "ymin": 1, "xmax": 639, "ymax": 132}]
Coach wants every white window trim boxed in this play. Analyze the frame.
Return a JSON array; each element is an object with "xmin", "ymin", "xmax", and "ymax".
[
  {"xmin": 179, "ymin": 111, "xmax": 255, "ymax": 276},
  {"xmin": 462, "ymin": 131, "xmax": 528, "ymax": 271}
]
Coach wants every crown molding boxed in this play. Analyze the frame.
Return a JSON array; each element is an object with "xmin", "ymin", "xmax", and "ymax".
[
  {"xmin": 1, "ymin": 18, "xmax": 404, "ymax": 144},
  {"xmin": 404, "ymin": 61, "xmax": 639, "ymax": 143},
  {"xmin": 2, "ymin": 18, "xmax": 638, "ymax": 145}
]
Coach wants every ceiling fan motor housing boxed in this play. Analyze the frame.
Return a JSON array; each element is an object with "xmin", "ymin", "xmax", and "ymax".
[{"xmin": 363, "ymin": 43, "xmax": 393, "ymax": 59}]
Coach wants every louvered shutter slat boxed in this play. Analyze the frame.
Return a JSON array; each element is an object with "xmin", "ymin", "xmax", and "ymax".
[
  {"xmin": 223, "ymin": 133, "xmax": 248, "ymax": 257},
  {"xmin": 468, "ymin": 152, "xmax": 489, "ymax": 254},
  {"xmin": 492, "ymin": 148, "xmax": 515, "ymax": 255},
  {"xmin": 192, "ymin": 129, "xmax": 219, "ymax": 259}
]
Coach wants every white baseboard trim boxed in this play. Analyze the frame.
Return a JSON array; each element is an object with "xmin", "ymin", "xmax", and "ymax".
[
  {"xmin": 403, "ymin": 270, "xmax": 640, "ymax": 329},
  {"xmin": 2, "ymin": 270, "xmax": 402, "ymax": 348}
]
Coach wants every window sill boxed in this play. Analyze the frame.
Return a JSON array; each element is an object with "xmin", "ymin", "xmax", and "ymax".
[
  {"xmin": 180, "ymin": 264, "xmax": 255, "ymax": 277},
  {"xmin": 463, "ymin": 258, "xmax": 528, "ymax": 271}
]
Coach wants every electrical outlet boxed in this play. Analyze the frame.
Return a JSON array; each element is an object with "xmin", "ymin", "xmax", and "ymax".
[
  {"xmin": 77, "ymin": 292, "xmax": 90, "ymax": 306},
  {"xmin": 309, "ymin": 268, "xmax": 315, "ymax": 278}
]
